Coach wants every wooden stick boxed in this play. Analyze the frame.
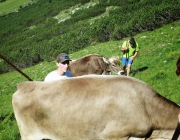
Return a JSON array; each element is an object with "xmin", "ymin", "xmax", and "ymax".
[{"xmin": 0, "ymin": 54, "xmax": 33, "ymax": 81}]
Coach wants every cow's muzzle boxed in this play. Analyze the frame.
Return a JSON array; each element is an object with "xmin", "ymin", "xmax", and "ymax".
[{"xmin": 118, "ymin": 70, "xmax": 124, "ymax": 75}]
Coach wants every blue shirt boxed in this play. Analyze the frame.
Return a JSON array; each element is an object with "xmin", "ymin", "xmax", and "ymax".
[{"xmin": 65, "ymin": 70, "xmax": 73, "ymax": 77}]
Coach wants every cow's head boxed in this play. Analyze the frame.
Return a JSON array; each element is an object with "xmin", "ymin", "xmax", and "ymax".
[{"xmin": 103, "ymin": 56, "xmax": 122, "ymax": 75}]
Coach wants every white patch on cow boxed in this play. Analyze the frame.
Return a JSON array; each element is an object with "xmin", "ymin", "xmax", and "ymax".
[{"xmin": 108, "ymin": 58, "xmax": 114, "ymax": 63}]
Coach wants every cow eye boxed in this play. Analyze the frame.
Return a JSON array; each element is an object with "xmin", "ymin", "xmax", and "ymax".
[{"xmin": 112, "ymin": 64, "xmax": 116, "ymax": 67}]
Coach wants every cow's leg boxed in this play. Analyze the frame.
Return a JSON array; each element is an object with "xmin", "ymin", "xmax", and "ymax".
[
  {"xmin": 100, "ymin": 121, "xmax": 130, "ymax": 139},
  {"xmin": 101, "ymin": 120, "xmax": 151, "ymax": 140}
]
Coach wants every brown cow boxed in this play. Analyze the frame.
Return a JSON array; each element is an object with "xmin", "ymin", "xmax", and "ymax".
[
  {"xmin": 12, "ymin": 75, "xmax": 180, "ymax": 140},
  {"xmin": 176, "ymin": 56, "xmax": 180, "ymax": 76},
  {"xmin": 68, "ymin": 54, "xmax": 122, "ymax": 76}
]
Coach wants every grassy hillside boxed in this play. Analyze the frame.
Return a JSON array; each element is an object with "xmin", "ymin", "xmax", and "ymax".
[
  {"xmin": 0, "ymin": 20, "xmax": 180, "ymax": 140},
  {"xmin": 0, "ymin": 0, "xmax": 180, "ymax": 139},
  {"xmin": 0, "ymin": 0, "xmax": 38, "ymax": 16},
  {"xmin": 0, "ymin": 0, "xmax": 180, "ymax": 73}
]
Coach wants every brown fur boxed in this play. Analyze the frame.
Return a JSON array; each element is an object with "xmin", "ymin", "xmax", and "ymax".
[
  {"xmin": 68, "ymin": 54, "xmax": 122, "ymax": 76},
  {"xmin": 12, "ymin": 75, "xmax": 180, "ymax": 140}
]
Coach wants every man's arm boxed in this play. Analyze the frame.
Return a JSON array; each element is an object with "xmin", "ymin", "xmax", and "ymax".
[
  {"xmin": 120, "ymin": 46, "xmax": 128, "ymax": 52},
  {"xmin": 131, "ymin": 51, "xmax": 138, "ymax": 60},
  {"xmin": 119, "ymin": 41, "xmax": 129, "ymax": 52}
]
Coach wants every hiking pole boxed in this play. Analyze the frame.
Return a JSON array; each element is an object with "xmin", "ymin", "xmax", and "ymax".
[{"xmin": 0, "ymin": 54, "xmax": 33, "ymax": 81}]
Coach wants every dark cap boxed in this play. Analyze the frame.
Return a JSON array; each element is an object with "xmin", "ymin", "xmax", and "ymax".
[
  {"xmin": 56, "ymin": 53, "xmax": 71, "ymax": 63},
  {"xmin": 129, "ymin": 37, "xmax": 136, "ymax": 45}
]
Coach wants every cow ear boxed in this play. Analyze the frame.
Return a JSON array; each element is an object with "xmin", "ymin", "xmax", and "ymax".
[{"xmin": 103, "ymin": 57, "xmax": 109, "ymax": 64}]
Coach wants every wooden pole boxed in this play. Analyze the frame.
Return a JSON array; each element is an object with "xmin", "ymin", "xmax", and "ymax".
[{"xmin": 0, "ymin": 54, "xmax": 33, "ymax": 81}]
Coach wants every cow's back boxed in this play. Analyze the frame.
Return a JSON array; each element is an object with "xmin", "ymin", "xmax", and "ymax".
[{"xmin": 69, "ymin": 54, "xmax": 105, "ymax": 76}]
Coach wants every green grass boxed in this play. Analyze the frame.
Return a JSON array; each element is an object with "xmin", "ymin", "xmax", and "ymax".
[
  {"xmin": 0, "ymin": 20, "xmax": 180, "ymax": 140},
  {"xmin": 0, "ymin": 0, "xmax": 38, "ymax": 16}
]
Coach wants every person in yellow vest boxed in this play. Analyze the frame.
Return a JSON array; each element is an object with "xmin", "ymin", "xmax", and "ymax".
[{"xmin": 119, "ymin": 37, "xmax": 139, "ymax": 76}]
